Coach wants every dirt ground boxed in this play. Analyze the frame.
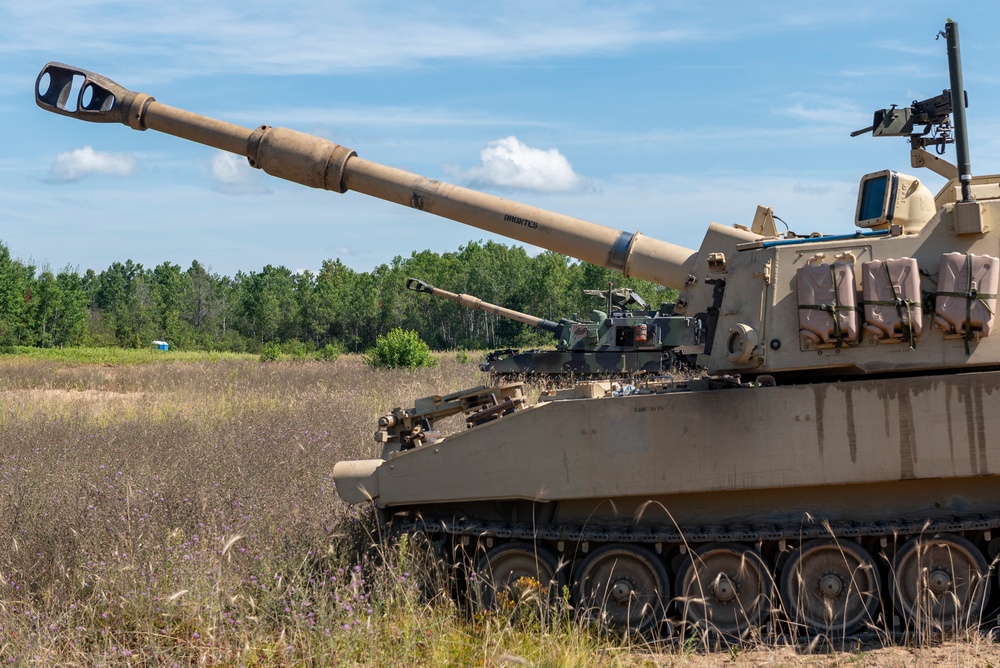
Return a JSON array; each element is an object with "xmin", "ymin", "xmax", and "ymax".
[{"xmin": 644, "ymin": 639, "xmax": 1000, "ymax": 667}]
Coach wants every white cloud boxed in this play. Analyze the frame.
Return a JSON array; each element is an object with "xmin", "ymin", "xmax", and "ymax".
[
  {"xmin": 207, "ymin": 152, "xmax": 270, "ymax": 195},
  {"xmin": 838, "ymin": 63, "xmax": 939, "ymax": 80},
  {"xmin": 223, "ymin": 105, "xmax": 551, "ymax": 130},
  {"xmin": 871, "ymin": 40, "xmax": 942, "ymax": 58},
  {"xmin": 0, "ymin": 3, "xmax": 712, "ymax": 81},
  {"xmin": 453, "ymin": 136, "xmax": 588, "ymax": 193},
  {"xmin": 781, "ymin": 98, "xmax": 865, "ymax": 126},
  {"xmin": 47, "ymin": 146, "xmax": 139, "ymax": 183}
]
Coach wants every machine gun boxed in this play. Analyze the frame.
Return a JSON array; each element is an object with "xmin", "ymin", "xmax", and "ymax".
[
  {"xmin": 851, "ymin": 20, "xmax": 973, "ymax": 189},
  {"xmin": 850, "ymin": 90, "xmax": 956, "ymax": 143},
  {"xmin": 581, "ymin": 286, "xmax": 648, "ymax": 312}
]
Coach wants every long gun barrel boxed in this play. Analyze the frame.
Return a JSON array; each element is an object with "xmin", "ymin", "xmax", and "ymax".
[
  {"xmin": 406, "ymin": 278, "xmax": 561, "ymax": 333},
  {"xmin": 35, "ymin": 63, "xmax": 699, "ymax": 289}
]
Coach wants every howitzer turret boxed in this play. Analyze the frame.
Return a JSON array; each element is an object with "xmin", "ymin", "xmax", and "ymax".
[
  {"xmin": 37, "ymin": 20, "xmax": 1000, "ymax": 640},
  {"xmin": 406, "ymin": 277, "xmax": 692, "ymax": 377}
]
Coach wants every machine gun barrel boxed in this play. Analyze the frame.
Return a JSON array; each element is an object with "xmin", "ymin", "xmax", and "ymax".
[
  {"xmin": 405, "ymin": 278, "xmax": 561, "ymax": 333},
  {"xmin": 35, "ymin": 63, "xmax": 699, "ymax": 289}
]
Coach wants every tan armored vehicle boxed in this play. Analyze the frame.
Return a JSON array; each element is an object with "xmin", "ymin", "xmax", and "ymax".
[{"xmin": 36, "ymin": 20, "xmax": 1000, "ymax": 639}]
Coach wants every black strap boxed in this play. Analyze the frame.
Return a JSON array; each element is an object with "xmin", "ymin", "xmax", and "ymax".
[
  {"xmin": 859, "ymin": 260, "xmax": 920, "ymax": 349},
  {"xmin": 798, "ymin": 264, "xmax": 856, "ymax": 345},
  {"xmin": 935, "ymin": 253, "xmax": 997, "ymax": 355}
]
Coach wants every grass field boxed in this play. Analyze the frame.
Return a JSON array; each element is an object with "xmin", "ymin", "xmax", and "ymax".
[
  {"xmin": 1, "ymin": 346, "xmax": 257, "ymax": 364},
  {"xmin": 1, "ymin": 353, "xmax": 998, "ymax": 666}
]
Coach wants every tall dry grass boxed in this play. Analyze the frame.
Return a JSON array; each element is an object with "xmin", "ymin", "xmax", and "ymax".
[
  {"xmin": 2, "ymin": 354, "xmax": 999, "ymax": 666},
  {"xmin": 0, "ymin": 355, "xmax": 637, "ymax": 665}
]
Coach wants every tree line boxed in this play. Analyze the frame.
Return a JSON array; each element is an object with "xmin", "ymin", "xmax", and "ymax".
[{"xmin": 0, "ymin": 240, "xmax": 675, "ymax": 353}]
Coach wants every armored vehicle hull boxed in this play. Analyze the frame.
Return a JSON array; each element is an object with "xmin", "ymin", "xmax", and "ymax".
[{"xmin": 335, "ymin": 371, "xmax": 1000, "ymax": 635}]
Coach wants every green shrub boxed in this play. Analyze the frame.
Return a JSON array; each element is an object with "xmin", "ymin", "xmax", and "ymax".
[
  {"xmin": 363, "ymin": 328, "xmax": 434, "ymax": 369},
  {"xmin": 316, "ymin": 343, "xmax": 342, "ymax": 362},
  {"xmin": 259, "ymin": 342, "xmax": 281, "ymax": 362},
  {"xmin": 455, "ymin": 349, "xmax": 471, "ymax": 364},
  {"xmin": 280, "ymin": 340, "xmax": 310, "ymax": 361}
]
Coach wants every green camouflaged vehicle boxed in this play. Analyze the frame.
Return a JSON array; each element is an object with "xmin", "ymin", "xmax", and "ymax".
[{"xmin": 407, "ymin": 277, "xmax": 694, "ymax": 379}]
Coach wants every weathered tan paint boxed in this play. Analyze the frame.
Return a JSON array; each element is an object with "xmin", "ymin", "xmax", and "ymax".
[
  {"xmin": 701, "ymin": 190, "xmax": 1000, "ymax": 376},
  {"xmin": 361, "ymin": 371, "xmax": 1000, "ymax": 524}
]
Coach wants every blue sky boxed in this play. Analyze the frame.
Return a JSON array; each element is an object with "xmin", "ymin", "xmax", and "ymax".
[{"xmin": 4, "ymin": 2, "xmax": 1000, "ymax": 278}]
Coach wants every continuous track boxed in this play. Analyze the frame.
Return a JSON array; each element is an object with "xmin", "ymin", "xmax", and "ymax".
[{"xmin": 389, "ymin": 510, "xmax": 1000, "ymax": 639}]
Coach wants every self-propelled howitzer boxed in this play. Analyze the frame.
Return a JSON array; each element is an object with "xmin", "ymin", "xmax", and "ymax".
[
  {"xmin": 406, "ymin": 277, "xmax": 690, "ymax": 377},
  {"xmin": 35, "ymin": 20, "xmax": 1000, "ymax": 638}
]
